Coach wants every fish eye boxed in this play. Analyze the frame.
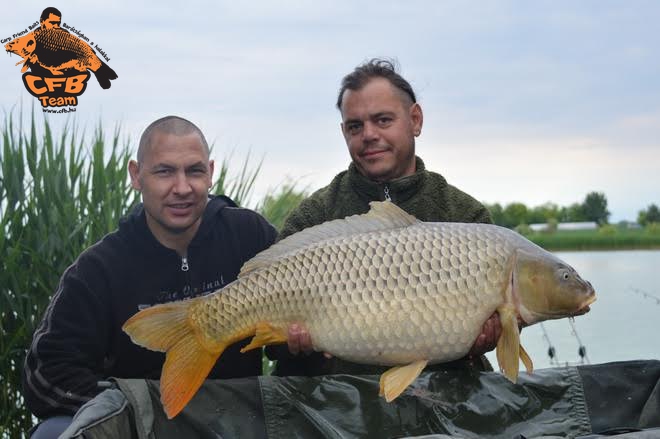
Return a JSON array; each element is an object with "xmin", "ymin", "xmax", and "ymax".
[{"xmin": 558, "ymin": 270, "xmax": 571, "ymax": 281}]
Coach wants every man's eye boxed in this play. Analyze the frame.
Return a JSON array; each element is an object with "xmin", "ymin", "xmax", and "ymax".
[
  {"xmin": 347, "ymin": 124, "xmax": 362, "ymax": 134},
  {"xmin": 377, "ymin": 117, "xmax": 392, "ymax": 126},
  {"xmin": 155, "ymin": 169, "xmax": 172, "ymax": 175}
]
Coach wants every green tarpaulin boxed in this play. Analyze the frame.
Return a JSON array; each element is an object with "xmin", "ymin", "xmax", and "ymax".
[{"xmin": 60, "ymin": 360, "xmax": 660, "ymax": 438}]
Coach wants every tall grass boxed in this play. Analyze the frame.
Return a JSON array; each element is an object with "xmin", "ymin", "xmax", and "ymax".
[
  {"xmin": 1, "ymin": 110, "xmax": 138, "ymax": 437},
  {"xmin": 257, "ymin": 181, "xmax": 307, "ymax": 231},
  {"xmin": 0, "ymin": 110, "xmax": 306, "ymax": 438}
]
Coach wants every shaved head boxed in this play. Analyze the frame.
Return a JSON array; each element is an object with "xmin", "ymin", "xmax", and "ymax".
[{"xmin": 137, "ymin": 116, "xmax": 209, "ymax": 164}]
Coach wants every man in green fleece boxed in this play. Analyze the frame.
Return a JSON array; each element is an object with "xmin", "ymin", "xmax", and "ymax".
[{"xmin": 271, "ymin": 58, "xmax": 501, "ymax": 376}]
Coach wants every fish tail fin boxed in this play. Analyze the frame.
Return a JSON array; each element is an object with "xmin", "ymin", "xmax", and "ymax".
[
  {"xmin": 122, "ymin": 299, "xmax": 223, "ymax": 419},
  {"xmin": 92, "ymin": 62, "xmax": 118, "ymax": 89},
  {"xmin": 496, "ymin": 304, "xmax": 521, "ymax": 383}
]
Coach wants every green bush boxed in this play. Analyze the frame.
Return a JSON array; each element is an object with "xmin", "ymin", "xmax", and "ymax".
[
  {"xmin": 257, "ymin": 181, "xmax": 308, "ymax": 231},
  {"xmin": 647, "ymin": 222, "xmax": 660, "ymax": 235},
  {"xmin": 598, "ymin": 224, "xmax": 617, "ymax": 236},
  {"xmin": 514, "ymin": 223, "xmax": 532, "ymax": 236}
]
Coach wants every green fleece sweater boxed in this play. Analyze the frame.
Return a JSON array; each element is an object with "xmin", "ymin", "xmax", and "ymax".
[
  {"xmin": 272, "ymin": 156, "xmax": 493, "ymax": 376},
  {"xmin": 279, "ymin": 156, "xmax": 491, "ymax": 241}
]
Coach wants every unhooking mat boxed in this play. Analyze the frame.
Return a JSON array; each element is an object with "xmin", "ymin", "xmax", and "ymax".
[{"xmin": 59, "ymin": 360, "xmax": 660, "ymax": 439}]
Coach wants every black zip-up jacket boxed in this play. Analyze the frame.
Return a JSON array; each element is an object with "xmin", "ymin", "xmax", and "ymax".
[{"xmin": 22, "ymin": 196, "xmax": 277, "ymax": 419}]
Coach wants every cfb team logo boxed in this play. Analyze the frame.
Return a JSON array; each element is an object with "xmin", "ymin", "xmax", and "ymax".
[{"xmin": 3, "ymin": 7, "xmax": 117, "ymax": 111}]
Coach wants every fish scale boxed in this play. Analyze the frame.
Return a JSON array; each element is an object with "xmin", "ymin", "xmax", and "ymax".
[{"xmin": 192, "ymin": 222, "xmax": 507, "ymax": 366}]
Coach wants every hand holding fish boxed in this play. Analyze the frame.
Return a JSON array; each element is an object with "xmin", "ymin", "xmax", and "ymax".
[
  {"xmin": 286, "ymin": 323, "xmax": 333, "ymax": 358},
  {"xmin": 467, "ymin": 313, "xmax": 502, "ymax": 357}
]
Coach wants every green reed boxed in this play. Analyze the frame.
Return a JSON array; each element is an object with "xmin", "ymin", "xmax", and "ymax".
[{"xmin": 0, "ymin": 110, "xmax": 137, "ymax": 437}]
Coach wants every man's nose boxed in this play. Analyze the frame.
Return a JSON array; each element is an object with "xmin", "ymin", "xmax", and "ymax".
[
  {"xmin": 173, "ymin": 172, "xmax": 193, "ymax": 194},
  {"xmin": 362, "ymin": 121, "xmax": 379, "ymax": 142}
]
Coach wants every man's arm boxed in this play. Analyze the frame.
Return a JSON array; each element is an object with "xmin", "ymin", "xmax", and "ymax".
[{"xmin": 22, "ymin": 261, "xmax": 110, "ymax": 418}]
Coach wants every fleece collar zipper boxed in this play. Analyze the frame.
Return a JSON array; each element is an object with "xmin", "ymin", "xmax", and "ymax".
[{"xmin": 383, "ymin": 184, "xmax": 392, "ymax": 201}]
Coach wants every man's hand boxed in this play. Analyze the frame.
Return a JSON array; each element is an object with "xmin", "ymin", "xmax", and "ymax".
[
  {"xmin": 286, "ymin": 323, "xmax": 332, "ymax": 358},
  {"xmin": 468, "ymin": 313, "xmax": 502, "ymax": 357},
  {"xmin": 287, "ymin": 323, "xmax": 313, "ymax": 356}
]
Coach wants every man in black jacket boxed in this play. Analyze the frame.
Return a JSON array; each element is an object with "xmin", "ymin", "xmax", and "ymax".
[{"xmin": 23, "ymin": 116, "xmax": 277, "ymax": 438}]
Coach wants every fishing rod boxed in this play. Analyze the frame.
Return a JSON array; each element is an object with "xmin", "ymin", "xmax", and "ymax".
[
  {"xmin": 628, "ymin": 286, "xmax": 660, "ymax": 305},
  {"xmin": 568, "ymin": 317, "xmax": 590, "ymax": 365},
  {"xmin": 539, "ymin": 322, "xmax": 559, "ymax": 366}
]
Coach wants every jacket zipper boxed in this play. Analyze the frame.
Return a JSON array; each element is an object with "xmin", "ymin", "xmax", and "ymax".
[
  {"xmin": 383, "ymin": 185, "xmax": 392, "ymax": 201},
  {"xmin": 181, "ymin": 256, "xmax": 189, "ymax": 272}
]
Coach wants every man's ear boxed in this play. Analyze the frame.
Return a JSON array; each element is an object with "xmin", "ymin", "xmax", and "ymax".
[
  {"xmin": 128, "ymin": 160, "xmax": 141, "ymax": 190},
  {"xmin": 410, "ymin": 103, "xmax": 423, "ymax": 136}
]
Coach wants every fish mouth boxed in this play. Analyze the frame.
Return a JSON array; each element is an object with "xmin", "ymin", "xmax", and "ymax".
[{"xmin": 569, "ymin": 293, "xmax": 596, "ymax": 317}]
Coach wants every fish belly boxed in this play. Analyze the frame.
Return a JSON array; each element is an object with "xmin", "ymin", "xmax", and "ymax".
[{"xmin": 198, "ymin": 222, "xmax": 511, "ymax": 365}]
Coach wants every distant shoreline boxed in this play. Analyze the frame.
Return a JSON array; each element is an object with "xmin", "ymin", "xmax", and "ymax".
[{"xmin": 526, "ymin": 229, "xmax": 660, "ymax": 252}]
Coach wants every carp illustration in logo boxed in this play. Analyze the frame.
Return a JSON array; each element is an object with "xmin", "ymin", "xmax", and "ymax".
[{"xmin": 4, "ymin": 7, "xmax": 117, "ymax": 109}]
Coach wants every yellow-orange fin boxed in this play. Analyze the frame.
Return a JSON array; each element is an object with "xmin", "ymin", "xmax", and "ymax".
[
  {"xmin": 160, "ymin": 336, "xmax": 223, "ymax": 419},
  {"xmin": 122, "ymin": 298, "xmax": 222, "ymax": 419},
  {"xmin": 240, "ymin": 322, "xmax": 288, "ymax": 353},
  {"xmin": 496, "ymin": 304, "xmax": 521, "ymax": 383},
  {"xmin": 379, "ymin": 359, "xmax": 428, "ymax": 402},
  {"xmin": 519, "ymin": 343, "xmax": 533, "ymax": 374},
  {"xmin": 122, "ymin": 300, "xmax": 197, "ymax": 352}
]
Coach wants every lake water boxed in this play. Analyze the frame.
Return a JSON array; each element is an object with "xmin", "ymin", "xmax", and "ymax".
[{"xmin": 485, "ymin": 249, "xmax": 660, "ymax": 370}]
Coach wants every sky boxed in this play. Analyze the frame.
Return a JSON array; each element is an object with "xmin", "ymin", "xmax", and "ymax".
[{"xmin": 2, "ymin": 1, "xmax": 659, "ymax": 222}]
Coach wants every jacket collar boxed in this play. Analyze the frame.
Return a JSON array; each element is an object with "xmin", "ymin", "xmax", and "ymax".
[
  {"xmin": 119, "ymin": 195, "xmax": 233, "ymax": 255},
  {"xmin": 346, "ymin": 156, "xmax": 427, "ymax": 204}
]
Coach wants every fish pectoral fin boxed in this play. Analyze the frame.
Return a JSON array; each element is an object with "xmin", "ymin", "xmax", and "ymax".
[
  {"xmin": 496, "ymin": 304, "xmax": 521, "ymax": 383},
  {"xmin": 161, "ymin": 337, "xmax": 223, "ymax": 419},
  {"xmin": 240, "ymin": 322, "xmax": 288, "ymax": 353},
  {"xmin": 379, "ymin": 359, "xmax": 428, "ymax": 402},
  {"xmin": 519, "ymin": 343, "xmax": 533, "ymax": 374}
]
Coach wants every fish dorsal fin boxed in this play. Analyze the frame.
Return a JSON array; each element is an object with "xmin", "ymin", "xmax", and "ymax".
[{"xmin": 239, "ymin": 201, "xmax": 418, "ymax": 277}]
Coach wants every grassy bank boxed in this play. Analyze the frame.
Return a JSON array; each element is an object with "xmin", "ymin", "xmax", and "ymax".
[{"xmin": 527, "ymin": 227, "xmax": 660, "ymax": 251}]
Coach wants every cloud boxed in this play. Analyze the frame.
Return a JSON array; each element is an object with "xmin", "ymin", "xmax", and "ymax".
[{"xmin": 2, "ymin": 1, "xmax": 660, "ymax": 222}]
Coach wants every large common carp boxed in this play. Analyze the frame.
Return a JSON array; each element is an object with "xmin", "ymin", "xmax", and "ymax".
[{"xmin": 123, "ymin": 201, "xmax": 596, "ymax": 418}]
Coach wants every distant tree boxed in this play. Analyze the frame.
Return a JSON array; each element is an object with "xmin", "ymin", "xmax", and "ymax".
[
  {"xmin": 560, "ymin": 202, "xmax": 586, "ymax": 222},
  {"xmin": 648, "ymin": 204, "xmax": 660, "ymax": 223},
  {"xmin": 485, "ymin": 203, "xmax": 505, "ymax": 226},
  {"xmin": 581, "ymin": 192, "xmax": 610, "ymax": 225},
  {"xmin": 503, "ymin": 202, "xmax": 529, "ymax": 228},
  {"xmin": 529, "ymin": 202, "xmax": 560, "ymax": 224},
  {"xmin": 638, "ymin": 203, "xmax": 660, "ymax": 225}
]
